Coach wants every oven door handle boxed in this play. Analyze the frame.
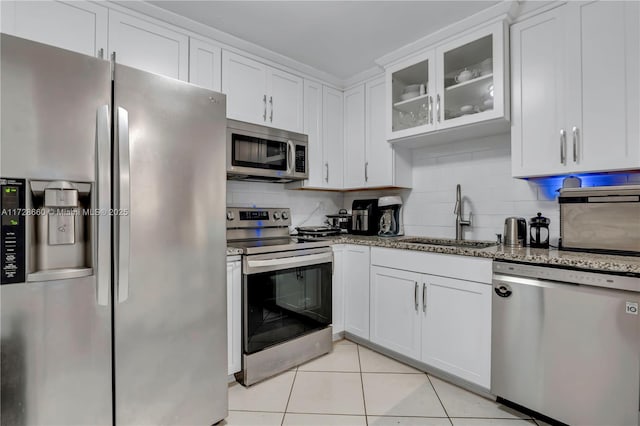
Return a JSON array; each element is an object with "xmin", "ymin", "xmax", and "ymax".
[{"xmin": 245, "ymin": 252, "xmax": 333, "ymax": 274}]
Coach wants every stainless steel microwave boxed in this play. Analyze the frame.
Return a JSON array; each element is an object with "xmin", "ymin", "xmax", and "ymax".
[{"xmin": 226, "ymin": 119, "xmax": 308, "ymax": 182}]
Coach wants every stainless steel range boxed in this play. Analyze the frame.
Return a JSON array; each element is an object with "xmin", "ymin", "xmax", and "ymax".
[{"xmin": 227, "ymin": 207, "xmax": 333, "ymax": 386}]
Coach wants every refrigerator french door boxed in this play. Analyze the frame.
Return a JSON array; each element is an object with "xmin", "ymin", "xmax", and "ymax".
[{"xmin": 1, "ymin": 34, "xmax": 228, "ymax": 425}]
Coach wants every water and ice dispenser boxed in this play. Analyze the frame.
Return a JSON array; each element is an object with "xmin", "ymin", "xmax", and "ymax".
[{"xmin": 1, "ymin": 178, "xmax": 94, "ymax": 284}]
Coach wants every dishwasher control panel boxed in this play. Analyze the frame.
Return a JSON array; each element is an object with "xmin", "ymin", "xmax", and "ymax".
[{"xmin": 493, "ymin": 261, "xmax": 640, "ymax": 293}]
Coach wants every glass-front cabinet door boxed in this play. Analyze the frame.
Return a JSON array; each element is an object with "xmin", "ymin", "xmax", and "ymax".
[
  {"xmin": 386, "ymin": 20, "xmax": 508, "ymax": 141},
  {"xmin": 386, "ymin": 51, "xmax": 436, "ymax": 139},
  {"xmin": 435, "ymin": 21, "xmax": 506, "ymax": 130}
]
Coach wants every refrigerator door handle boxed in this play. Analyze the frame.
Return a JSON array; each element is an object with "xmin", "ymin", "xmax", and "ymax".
[
  {"xmin": 96, "ymin": 104, "xmax": 111, "ymax": 306},
  {"xmin": 115, "ymin": 106, "xmax": 131, "ymax": 303}
]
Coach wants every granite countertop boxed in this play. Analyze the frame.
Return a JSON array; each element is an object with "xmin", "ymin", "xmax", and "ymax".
[
  {"xmin": 226, "ymin": 234, "xmax": 640, "ymax": 275},
  {"xmin": 313, "ymin": 235, "xmax": 640, "ymax": 276}
]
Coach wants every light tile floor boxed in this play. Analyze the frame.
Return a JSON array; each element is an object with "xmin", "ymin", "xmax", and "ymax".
[{"xmin": 224, "ymin": 339, "xmax": 544, "ymax": 426}]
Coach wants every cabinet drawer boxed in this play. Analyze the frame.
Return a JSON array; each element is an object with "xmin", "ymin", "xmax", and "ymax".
[{"xmin": 370, "ymin": 247, "xmax": 491, "ymax": 284}]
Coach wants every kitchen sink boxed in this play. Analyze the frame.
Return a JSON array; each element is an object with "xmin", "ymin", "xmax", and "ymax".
[{"xmin": 400, "ymin": 238, "xmax": 497, "ymax": 249}]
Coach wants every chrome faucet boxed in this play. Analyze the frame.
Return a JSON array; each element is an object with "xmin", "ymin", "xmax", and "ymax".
[{"xmin": 454, "ymin": 184, "xmax": 472, "ymax": 240}]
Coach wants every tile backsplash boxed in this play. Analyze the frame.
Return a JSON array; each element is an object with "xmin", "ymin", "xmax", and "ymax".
[
  {"xmin": 344, "ymin": 133, "xmax": 639, "ymax": 244},
  {"xmin": 227, "ymin": 181, "xmax": 342, "ymax": 230}
]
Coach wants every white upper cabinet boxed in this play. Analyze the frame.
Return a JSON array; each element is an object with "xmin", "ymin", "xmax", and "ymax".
[
  {"xmin": 387, "ymin": 20, "xmax": 509, "ymax": 146},
  {"xmin": 323, "ymin": 86, "xmax": 345, "ymax": 189},
  {"xmin": 290, "ymin": 81, "xmax": 344, "ymax": 190},
  {"xmin": 342, "ymin": 77, "xmax": 412, "ymax": 190},
  {"xmin": 222, "ymin": 51, "xmax": 303, "ymax": 133},
  {"xmin": 343, "ymin": 84, "xmax": 367, "ymax": 189},
  {"xmin": 510, "ymin": 6, "xmax": 567, "ymax": 177},
  {"xmin": 366, "ymin": 76, "xmax": 412, "ymax": 189},
  {"xmin": 512, "ymin": 1, "xmax": 639, "ymax": 177},
  {"xmin": 1, "ymin": 0, "xmax": 107, "ymax": 57},
  {"xmin": 189, "ymin": 38, "xmax": 222, "ymax": 91},
  {"xmin": 268, "ymin": 68, "xmax": 304, "ymax": 132},
  {"xmin": 302, "ymin": 80, "xmax": 325, "ymax": 188},
  {"xmin": 108, "ymin": 10, "xmax": 189, "ymax": 81},
  {"xmin": 566, "ymin": 1, "xmax": 639, "ymax": 173},
  {"xmin": 222, "ymin": 51, "xmax": 268, "ymax": 124}
]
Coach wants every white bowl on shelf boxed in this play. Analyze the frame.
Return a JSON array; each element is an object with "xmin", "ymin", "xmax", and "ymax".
[
  {"xmin": 460, "ymin": 105, "xmax": 474, "ymax": 114},
  {"xmin": 404, "ymin": 84, "xmax": 421, "ymax": 93},
  {"xmin": 400, "ymin": 91, "xmax": 420, "ymax": 101}
]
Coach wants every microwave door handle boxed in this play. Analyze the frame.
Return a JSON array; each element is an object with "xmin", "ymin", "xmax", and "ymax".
[
  {"xmin": 96, "ymin": 104, "xmax": 111, "ymax": 307},
  {"xmin": 287, "ymin": 140, "xmax": 294, "ymax": 174},
  {"xmin": 115, "ymin": 107, "xmax": 131, "ymax": 303}
]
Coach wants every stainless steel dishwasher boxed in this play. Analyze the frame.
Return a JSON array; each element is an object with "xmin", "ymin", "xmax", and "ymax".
[{"xmin": 492, "ymin": 261, "xmax": 640, "ymax": 426}]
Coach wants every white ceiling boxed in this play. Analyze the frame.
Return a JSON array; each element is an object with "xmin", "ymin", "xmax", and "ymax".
[{"xmin": 148, "ymin": 1, "xmax": 499, "ymax": 80}]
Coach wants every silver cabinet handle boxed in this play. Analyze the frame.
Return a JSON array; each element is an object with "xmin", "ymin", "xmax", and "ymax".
[
  {"xmin": 422, "ymin": 283, "xmax": 427, "ymax": 313},
  {"xmin": 572, "ymin": 126, "xmax": 579, "ymax": 163},
  {"xmin": 96, "ymin": 105, "xmax": 111, "ymax": 306},
  {"xmin": 325, "ymin": 162, "xmax": 329, "ymax": 183},
  {"xmin": 269, "ymin": 96, "xmax": 273, "ymax": 122},
  {"xmin": 263, "ymin": 95, "xmax": 267, "ymax": 121},
  {"xmin": 560, "ymin": 129, "xmax": 567, "ymax": 165},
  {"xmin": 115, "ymin": 107, "xmax": 131, "ymax": 303},
  {"xmin": 436, "ymin": 94, "xmax": 441, "ymax": 123},
  {"xmin": 414, "ymin": 282, "xmax": 419, "ymax": 311},
  {"xmin": 365, "ymin": 162, "xmax": 369, "ymax": 182},
  {"xmin": 429, "ymin": 96, "xmax": 434, "ymax": 124}
]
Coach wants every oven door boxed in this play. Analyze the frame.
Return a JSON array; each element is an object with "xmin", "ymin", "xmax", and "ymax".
[{"xmin": 242, "ymin": 248, "xmax": 332, "ymax": 354}]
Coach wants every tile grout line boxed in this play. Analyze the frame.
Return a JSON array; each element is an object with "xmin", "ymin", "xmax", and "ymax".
[
  {"xmin": 426, "ymin": 373, "xmax": 453, "ymax": 425},
  {"xmin": 356, "ymin": 344, "xmax": 369, "ymax": 426},
  {"xmin": 281, "ymin": 367, "xmax": 298, "ymax": 426}
]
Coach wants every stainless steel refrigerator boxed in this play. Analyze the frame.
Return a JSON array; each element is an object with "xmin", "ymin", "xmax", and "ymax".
[{"xmin": 0, "ymin": 34, "xmax": 228, "ymax": 425}]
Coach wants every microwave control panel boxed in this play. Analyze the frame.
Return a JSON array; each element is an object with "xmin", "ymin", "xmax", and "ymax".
[
  {"xmin": 0, "ymin": 178, "xmax": 26, "ymax": 284},
  {"xmin": 295, "ymin": 145, "xmax": 306, "ymax": 174}
]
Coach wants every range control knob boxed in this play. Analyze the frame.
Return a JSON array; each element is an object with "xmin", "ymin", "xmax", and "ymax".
[
  {"xmin": 273, "ymin": 211, "xmax": 281, "ymax": 220},
  {"xmin": 281, "ymin": 211, "xmax": 289, "ymax": 220},
  {"xmin": 226, "ymin": 211, "xmax": 235, "ymax": 221}
]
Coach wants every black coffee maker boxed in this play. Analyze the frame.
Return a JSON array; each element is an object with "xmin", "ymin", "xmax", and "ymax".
[
  {"xmin": 529, "ymin": 212, "xmax": 550, "ymax": 248},
  {"xmin": 351, "ymin": 199, "xmax": 379, "ymax": 235}
]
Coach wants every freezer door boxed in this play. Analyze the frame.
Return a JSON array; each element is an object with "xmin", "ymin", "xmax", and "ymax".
[
  {"xmin": 0, "ymin": 35, "xmax": 112, "ymax": 425},
  {"xmin": 113, "ymin": 64, "xmax": 228, "ymax": 425}
]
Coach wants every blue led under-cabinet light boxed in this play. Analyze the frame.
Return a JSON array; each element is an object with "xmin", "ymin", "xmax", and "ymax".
[{"xmin": 533, "ymin": 173, "xmax": 635, "ymax": 201}]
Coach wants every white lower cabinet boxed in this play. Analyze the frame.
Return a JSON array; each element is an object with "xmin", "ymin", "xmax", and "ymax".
[
  {"xmin": 343, "ymin": 245, "xmax": 371, "ymax": 340},
  {"xmin": 421, "ymin": 274, "xmax": 491, "ymax": 389},
  {"xmin": 331, "ymin": 245, "xmax": 345, "ymax": 335},
  {"xmin": 368, "ymin": 247, "xmax": 492, "ymax": 389},
  {"xmin": 370, "ymin": 266, "xmax": 422, "ymax": 360},
  {"xmin": 226, "ymin": 257, "xmax": 241, "ymax": 376}
]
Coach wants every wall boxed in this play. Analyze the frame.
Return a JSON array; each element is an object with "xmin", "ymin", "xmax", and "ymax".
[
  {"xmin": 344, "ymin": 133, "xmax": 640, "ymax": 244},
  {"xmin": 227, "ymin": 181, "xmax": 342, "ymax": 230}
]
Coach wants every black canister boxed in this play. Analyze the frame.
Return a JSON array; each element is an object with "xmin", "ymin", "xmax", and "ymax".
[{"xmin": 529, "ymin": 212, "xmax": 550, "ymax": 248}]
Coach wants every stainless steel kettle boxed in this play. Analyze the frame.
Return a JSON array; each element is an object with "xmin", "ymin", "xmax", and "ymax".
[{"xmin": 504, "ymin": 217, "xmax": 527, "ymax": 247}]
